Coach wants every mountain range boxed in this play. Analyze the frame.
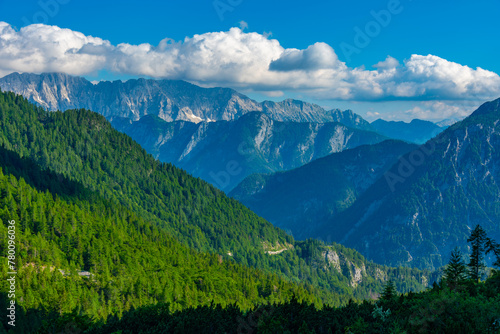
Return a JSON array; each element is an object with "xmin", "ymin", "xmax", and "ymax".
[
  {"xmin": 2, "ymin": 71, "xmax": 496, "ymax": 271},
  {"xmin": 0, "ymin": 72, "xmax": 360, "ymax": 124},
  {"xmin": 111, "ymin": 112, "xmax": 387, "ymax": 190},
  {"xmin": 0, "ymin": 72, "xmax": 454, "ymax": 193},
  {"xmin": 231, "ymin": 98, "xmax": 500, "ymax": 269},
  {"xmin": 0, "ymin": 72, "xmax": 497, "ymax": 332}
]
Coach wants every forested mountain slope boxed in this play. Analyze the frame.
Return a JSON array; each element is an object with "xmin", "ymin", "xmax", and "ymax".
[
  {"xmin": 0, "ymin": 145, "xmax": 331, "ymax": 333},
  {"xmin": 231, "ymin": 140, "xmax": 417, "ymax": 238},
  {"xmin": 315, "ymin": 98, "xmax": 500, "ymax": 269}
]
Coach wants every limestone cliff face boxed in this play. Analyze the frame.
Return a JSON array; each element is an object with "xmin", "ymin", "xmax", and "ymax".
[
  {"xmin": 322, "ymin": 249, "xmax": 367, "ymax": 288},
  {"xmin": 0, "ymin": 72, "xmax": 261, "ymax": 122},
  {"xmin": 112, "ymin": 112, "xmax": 387, "ymax": 190}
]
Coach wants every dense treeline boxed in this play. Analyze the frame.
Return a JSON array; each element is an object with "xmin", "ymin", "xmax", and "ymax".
[
  {"xmin": 0, "ymin": 144, "xmax": 428, "ymax": 321},
  {"xmin": 79, "ymin": 273, "xmax": 500, "ymax": 334},
  {"xmin": 0, "ymin": 160, "xmax": 328, "ymax": 333},
  {"xmin": 35, "ymin": 229, "xmax": 500, "ymax": 334},
  {"xmin": 0, "ymin": 90, "xmax": 291, "ymax": 256}
]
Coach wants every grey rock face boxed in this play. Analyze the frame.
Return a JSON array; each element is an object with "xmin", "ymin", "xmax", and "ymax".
[
  {"xmin": 112, "ymin": 112, "xmax": 388, "ymax": 191},
  {"xmin": 0, "ymin": 72, "xmax": 261, "ymax": 122},
  {"xmin": 0, "ymin": 72, "xmax": 369, "ymax": 125},
  {"xmin": 330, "ymin": 109, "xmax": 375, "ymax": 131}
]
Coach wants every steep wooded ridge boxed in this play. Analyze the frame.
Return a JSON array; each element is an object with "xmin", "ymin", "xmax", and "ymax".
[
  {"xmin": 231, "ymin": 140, "xmax": 417, "ymax": 238},
  {"xmin": 314, "ymin": 98, "xmax": 500, "ymax": 269},
  {"xmin": 0, "ymin": 91, "xmax": 430, "ymax": 329},
  {"xmin": 0, "ymin": 72, "xmax": 363, "ymax": 124},
  {"xmin": 0, "ymin": 144, "xmax": 325, "ymax": 322},
  {"xmin": 111, "ymin": 112, "xmax": 387, "ymax": 190}
]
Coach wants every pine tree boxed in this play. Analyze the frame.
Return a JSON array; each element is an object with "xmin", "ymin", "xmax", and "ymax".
[
  {"xmin": 380, "ymin": 280, "xmax": 396, "ymax": 301},
  {"xmin": 467, "ymin": 225, "xmax": 488, "ymax": 283},
  {"xmin": 442, "ymin": 247, "xmax": 468, "ymax": 290},
  {"xmin": 486, "ymin": 238, "xmax": 500, "ymax": 268},
  {"xmin": 298, "ymin": 320, "xmax": 314, "ymax": 334}
]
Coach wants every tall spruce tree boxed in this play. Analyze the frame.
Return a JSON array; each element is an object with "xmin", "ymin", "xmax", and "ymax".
[
  {"xmin": 486, "ymin": 238, "xmax": 500, "ymax": 268},
  {"xmin": 467, "ymin": 225, "xmax": 488, "ymax": 283},
  {"xmin": 442, "ymin": 247, "xmax": 468, "ymax": 290},
  {"xmin": 380, "ymin": 280, "xmax": 397, "ymax": 301}
]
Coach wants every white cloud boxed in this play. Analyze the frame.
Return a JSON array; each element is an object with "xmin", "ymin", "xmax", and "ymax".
[
  {"xmin": 269, "ymin": 42, "xmax": 343, "ymax": 71},
  {"xmin": 373, "ymin": 56, "xmax": 400, "ymax": 71},
  {"xmin": 0, "ymin": 21, "xmax": 499, "ymax": 106},
  {"xmin": 108, "ymin": 27, "xmax": 285, "ymax": 87},
  {"xmin": 402, "ymin": 100, "xmax": 478, "ymax": 121},
  {"xmin": 391, "ymin": 55, "xmax": 500, "ymax": 100},
  {"xmin": 0, "ymin": 22, "xmax": 109, "ymax": 77},
  {"xmin": 261, "ymin": 90, "xmax": 284, "ymax": 97},
  {"xmin": 366, "ymin": 111, "xmax": 380, "ymax": 118},
  {"xmin": 366, "ymin": 100, "xmax": 480, "ymax": 122}
]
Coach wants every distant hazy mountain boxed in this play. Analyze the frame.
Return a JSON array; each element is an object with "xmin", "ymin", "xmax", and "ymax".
[
  {"xmin": 261, "ymin": 100, "xmax": 374, "ymax": 131},
  {"xmin": 371, "ymin": 119, "xmax": 444, "ymax": 144},
  {"xmin": 230, "ymin": 140, "xmax": 416, "ymax": 238},
  {"xmin": 112, "ymin": 112, "xmax": 388, "ymax": 191},
  {"xmin": 435, "ymin": 117, "xmax": 463, "ymax": 128},
  {"xmin": 259, "ymin": 99, "xmax": 351, "ymax": 124},
  {"xmin": 0, "ymin": 72, "xmax": 367, "ymax": 125},
  {"xmin": 314, "ymin": 98, "xmax": 500, "ymax": 269}
]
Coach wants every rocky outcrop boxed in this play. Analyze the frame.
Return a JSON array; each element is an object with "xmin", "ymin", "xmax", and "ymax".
[{"xmin": 323, "ymin": 249, "xmax": 366, "ymax": 288}]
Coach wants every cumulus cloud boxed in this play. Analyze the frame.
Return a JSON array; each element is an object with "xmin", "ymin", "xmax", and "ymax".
[
  {"xmin": 0, "ymin": 22, "xmax": 109, "ymax": 77},
  {"xmin": 269, "ymin": 42, "xmax": 343, "ymax": 71},
  {"xmin": 373, "ymin": 56, "xmax": 400, "ymax": 71},
  {"xmin": 0, "ymin": 21, "xmax": 499, "ymax": 106},
  {"xmin": 400, "ymin": 55, "xmax": 500, "ymax": 100},
  {"xmin": 109, "ymin": 27, "xmax": 285, "ymax": 87},
  {"xmin": 402, "ymin": 100, "xmax": 478, "ymax": 121}
]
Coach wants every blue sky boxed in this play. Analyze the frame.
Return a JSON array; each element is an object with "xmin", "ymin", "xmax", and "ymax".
[{"xmin": 0, "ymin": 0, "xmax": 499, "ymax": 121}]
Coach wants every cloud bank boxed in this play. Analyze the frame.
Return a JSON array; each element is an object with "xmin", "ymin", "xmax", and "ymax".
[{"xmin": 1, "ymin": 21, "xmax": 499, "ymax": 105}]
